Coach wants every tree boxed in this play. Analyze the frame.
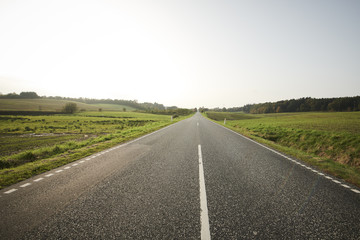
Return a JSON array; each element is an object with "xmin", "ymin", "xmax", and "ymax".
[
  {"xmin": 19, "ymin": 92, "xmax": 40, "ymax": 98},
  {"xmin": 62, "ymin": 103, "xmax": 78, "ymax": 114}
]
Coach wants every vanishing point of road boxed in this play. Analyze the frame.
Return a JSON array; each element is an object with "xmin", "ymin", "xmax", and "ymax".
[{"xmin": 1, "ymin": 112, "xmax": 359, "ymax": 239}]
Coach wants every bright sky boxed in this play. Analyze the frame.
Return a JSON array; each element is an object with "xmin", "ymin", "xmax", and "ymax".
[{"xmin": 0, "ymin": 0, "xmax": 359, "ymax": 108}]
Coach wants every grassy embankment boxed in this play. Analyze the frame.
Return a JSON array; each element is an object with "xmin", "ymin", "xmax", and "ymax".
[
  {"xmin": 205, "ymin": 111, "xmax": 360, "ymax": 187},
  {"xmin": 0, "ymin": 111, "xmax": 192, "ymax": 189}
]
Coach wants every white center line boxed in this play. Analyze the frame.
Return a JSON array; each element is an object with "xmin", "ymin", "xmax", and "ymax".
[
  {"xmin": 34, "ymin": 178, "xmax": 44, "ymax": 182},
  {"xmin": 55, "ymin": 170, "xmax": 63, "ymax": 173},
  {"xmin": 45, "ymin": 173, "xmax": 54, "ymax": 177},
  {"xmin": 198, "ymin": 144, "xmax": 211, "ymax": 240},
  {"xmin": 64, "ymin": 167, "xmax": 71, "ymax": 170}
]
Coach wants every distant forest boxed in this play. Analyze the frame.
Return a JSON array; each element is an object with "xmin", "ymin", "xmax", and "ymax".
[{"xmin": 221, "ymin": 96, "xmax": 360, "ymax": 114}]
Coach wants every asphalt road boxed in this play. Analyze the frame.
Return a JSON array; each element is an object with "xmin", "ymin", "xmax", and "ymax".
[{"xmin": 1, "ymin": 112, "xmax": 359, "ymax": 239}]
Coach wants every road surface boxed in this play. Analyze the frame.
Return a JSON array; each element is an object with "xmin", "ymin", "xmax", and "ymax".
[{"xmin": 1, "ymin": 112, "xmax": 359, "ymax": 239}]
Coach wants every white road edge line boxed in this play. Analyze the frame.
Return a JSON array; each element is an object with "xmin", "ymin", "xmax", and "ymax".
[
  {"xmin": 351, "ymin": 189, "xmax": 360, "ymax": 194},
  {"xmin": 20, "ymin": 183, "xmax": 31, "ymax": 188},
  {"xmin": 206, "ymin": 118, "xmax": 360, "ymax": 194},
  {"xmin": 198, "ymin": 144, "xmax": 211, "ymax": 240},
  {"xmin": 4, "ymin": 189, "xmax": 17, "ymax": 194},
  {"xmin": 2, "ymin": 120, "xmax": 183, "ymax": 195}
]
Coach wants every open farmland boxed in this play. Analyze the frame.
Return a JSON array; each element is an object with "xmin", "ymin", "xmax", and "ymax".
[
  {"xmin": 205, "ymin": 111, "xmax": 360, "ymax": 186},
  {"xmin": 0, "ymin": 111, "xmax": 191, "ymax": 188},
  {"xmin": 0, "ymin": 98, "xmax": 141, "ymax": 112}
]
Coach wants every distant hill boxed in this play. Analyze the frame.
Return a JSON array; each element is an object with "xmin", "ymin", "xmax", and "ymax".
[
  {"xmin": 0, "ymin": 92, "xmax": 173, "ymax": 112},
  {"xmin": 0, "ymin": 99, "xmax": 138, "ymax": 112}
]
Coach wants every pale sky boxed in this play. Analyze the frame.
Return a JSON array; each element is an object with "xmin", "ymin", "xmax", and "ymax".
[{"xmin": 0, "ymin": 0, "xmax": 359, "ymax": 108}]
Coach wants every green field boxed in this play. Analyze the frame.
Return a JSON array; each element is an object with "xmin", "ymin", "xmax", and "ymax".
[
  {"xmin": 205, "ymin": 111, "xmax": 360, "ymax": 187},
  {"xmin": 0, "ymin": 99, "xmax": 139, "ymax": 112},
  {"xmin": 0, "ymin": 111, "xmax": 191, "ymax": 189}
]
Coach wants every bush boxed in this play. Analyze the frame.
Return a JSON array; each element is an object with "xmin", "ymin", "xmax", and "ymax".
[{"xmin": 62, "ymin": 103, "xmax": 78, "ymax": 114}]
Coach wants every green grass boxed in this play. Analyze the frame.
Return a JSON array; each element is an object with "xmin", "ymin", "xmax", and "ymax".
[
  {"xmin": 0, "ymin": 111, "xmax": 192, "ymax": 189},
  {"xmin": 205, "ymin": 111, "xmax": 360, "ymax": 187}
]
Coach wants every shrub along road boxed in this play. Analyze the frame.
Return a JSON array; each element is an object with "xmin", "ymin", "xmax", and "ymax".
[{"xmin": 0, "ymin": 113, "xmax": 359, "ymax": 239}]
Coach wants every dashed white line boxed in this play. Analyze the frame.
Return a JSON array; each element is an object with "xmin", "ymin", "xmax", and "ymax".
[
  {"xmin": 4, "ymin": 189, "xmax": 17, "ymax": 194},
  {"xmin": 198, "ymin": 144, "xmax": 211, "ymax": 240},
  {"xmin": 207, "ymin": 118, "xmax": 360, "ymax": 194},
  {"xmin": 2, "ymin": 121, "xmax": 184, "ymax": 196},
  {"xmin": 20, "ymin": 183, "xmax": 31, "ymax": 188},
  {"xmin": 351, "ymin": 189, "xmax": 360, "ymax": 194}
]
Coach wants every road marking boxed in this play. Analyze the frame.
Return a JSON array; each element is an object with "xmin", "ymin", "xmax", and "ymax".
[
  {"xmin": 4, "ymin": 189, "xmax": 17, "ymax": 194},
  {"xmin": 351, "ymin": 189, "xmax": 360, "ymax": 194},
  {"xmin": 197, "ymin": 122, "xmax": 199, "ymax": 126},
  {"xmin": 207, "ymin": 118, "xmax": 360, "ymax": 195},
  {"xmin": 198, "ymin": 144, "xmax": 211, "ymax": 240},
  {"xmin": 20, "ymin": 183, "xmax": 31, "ymax": 188},
  {"xmin": 2, "ymin": 120, "xmax": 182, "ymax": 195}
]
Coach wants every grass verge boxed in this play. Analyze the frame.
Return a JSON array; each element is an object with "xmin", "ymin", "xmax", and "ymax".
[{"xmin": 0, "ymin": 114, "xmax": 191, "ymax": 189}]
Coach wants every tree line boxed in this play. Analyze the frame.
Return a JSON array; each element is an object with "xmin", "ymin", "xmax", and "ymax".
[
  {"xmin": 224, "ymin": 96, "xmax": 360, "ymax": 114},
  {"xmin": 0, "ymin": 92, "xmax": 40, "ymax": 99}
]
